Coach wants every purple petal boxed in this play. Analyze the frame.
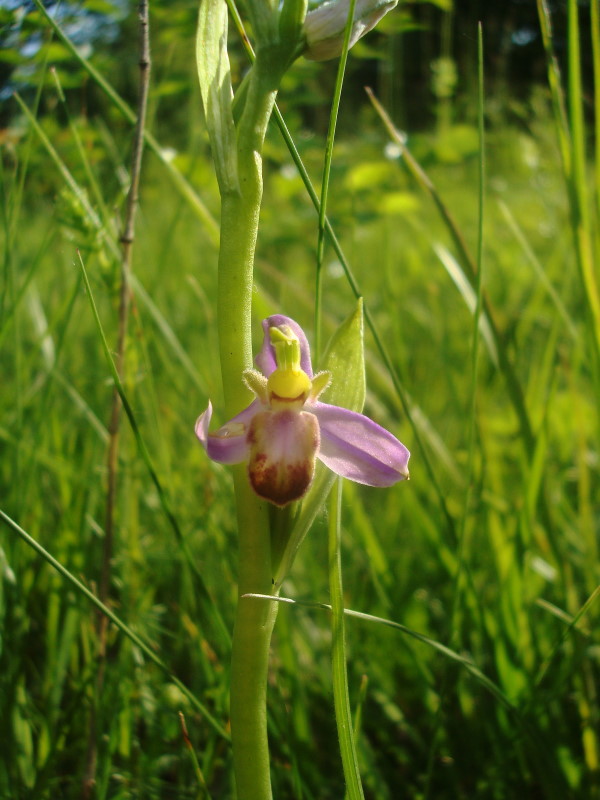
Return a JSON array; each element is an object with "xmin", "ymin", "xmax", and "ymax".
[
  {"xmin": 314, "ymin": 402, "xmax": 410, "ymax": 486},
  {"xmin": 195, "ymin": 400, "xmax": 258, "ymax": 464},
  {"xmin": 255, "ymin": 315, "xmax": 313, "ymax": 377},
  {"xmin": 247, "ymin": 409, "xmax": 319, "ymax": 506}
]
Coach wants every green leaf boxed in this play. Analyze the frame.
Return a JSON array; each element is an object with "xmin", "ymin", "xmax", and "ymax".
[
  {"xmin": 196, "ymin": 0, "xmax": 239, "ymax": 193},
  {"xmin": 273, "ymin": 300, "xmax": 365, "ymax": 586},
  {"xmin": 320, "ymin": 298, "xmax": 366, "ymax": 413}
]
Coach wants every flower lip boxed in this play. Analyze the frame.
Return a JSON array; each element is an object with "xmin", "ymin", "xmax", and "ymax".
[{"xmin": 247, "ymin": 409, "xmax": 320, "ymax": 506}]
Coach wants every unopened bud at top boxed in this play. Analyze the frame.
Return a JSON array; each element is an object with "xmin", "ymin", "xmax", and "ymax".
[{"xmin": 303, "ymin": 0, "xmax": 397, "ymax": 61}]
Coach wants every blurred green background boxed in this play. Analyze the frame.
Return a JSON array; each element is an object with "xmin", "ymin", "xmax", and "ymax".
[{"xmin": 1, "ymin": 1, "xmax": 599, "ymax": 798}]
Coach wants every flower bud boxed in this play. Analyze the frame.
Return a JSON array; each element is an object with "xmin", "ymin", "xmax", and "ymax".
[{"xmin": 303, "ymin": 0, "xmax": 397, "ymax": 61}]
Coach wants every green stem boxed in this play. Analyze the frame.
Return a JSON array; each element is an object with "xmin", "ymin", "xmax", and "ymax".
[
  {"xmin": 217, "ymin": 60, "xmax": 281, "ymax": 800},
  {"xmin": 218, "ymin": 62, "xmax": 278, "ymax": 411},
  {"xmin": 230, "ymin": 474, "xmax": 278, "ymax": 800}
]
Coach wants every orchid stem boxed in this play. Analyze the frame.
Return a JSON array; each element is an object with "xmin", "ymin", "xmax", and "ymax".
[
  {"xmin": 230, "ymin": 474, "xmax": 278, "ymax": 800},
  {"xmin": 216, "ymin": 59, "xmax": 281, "ymax": 800},
  {"xmin": 218, "ymin": 60, "xmax": 279, "ymax": 410}
]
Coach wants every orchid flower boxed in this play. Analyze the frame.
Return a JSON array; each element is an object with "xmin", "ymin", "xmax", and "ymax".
[{"xmin": 196, "ymin": 315, "xmax": 410, "ymax": 507}]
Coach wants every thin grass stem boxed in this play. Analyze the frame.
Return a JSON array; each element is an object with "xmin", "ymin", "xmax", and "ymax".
[
  {"xmin": 533, "ymin": 586, "xmax": 600, "ymax": 692},
  {"xmin": 314, "ymin": 0, "xmax": 358, "ymax": 360},
  {"xmin": 30, "ymin": 0, "xmax": 219, "ymax": 244},
  {"xmin": 179, "ymin": 712, "xmax": 214, "ymax": 800},
  {"xmin": 567, "ymin": 0, "xmax": 600, "ymax": 361},
  {"xmin": 83, "ymin": 5, "xmax": 152, "ymax": 795},
  {"xmin": 424, "ymin": 31, "xmax": 487, "ymax": 795},
  {"xmin": 593, "ymin": 0, "xmax": 600, "ymax": 220},
  {"xmin": 450, "ymin": 23, "xmax": 486, "ymax": 635},
  {"xmin": 366, "ymin": 87, "xmax": 535, "ymax": 454},
  {"xmin": 536, "ymin": 0, "xmax": 572, "ymax": 173},
  {"xmin": 328, "ymin": 479, "xmax": 365, "ymax": 800}
]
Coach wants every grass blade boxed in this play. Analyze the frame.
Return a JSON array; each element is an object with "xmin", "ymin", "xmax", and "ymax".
[
  {"xmin": 244, "ymin": 592, "xmax": 519, "ymax": 713},
  {"xmin": 77, "ymin": 251, "xmax": 230, "ymax": 647},
  {"xmin": 434, "ymin": 243, "xmax": 497, "ymax": 365},
  {"xmin": 0, "ymin": 508, "xmax": 230, "ymax": 741},
  {"xmin": 329, "ymin": 479, "xmax": 365, "ymax": 800},
  {"xmin": 497, "ymin": 199, "xmax": 578, "ymax": 340}
]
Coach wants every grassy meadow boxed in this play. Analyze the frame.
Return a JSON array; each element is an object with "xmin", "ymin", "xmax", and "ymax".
[{"xmin": 1, "ymin": 1, "xmax": 599, "ymax": 798}]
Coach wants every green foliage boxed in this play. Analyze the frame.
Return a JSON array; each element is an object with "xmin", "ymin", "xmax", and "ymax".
[
  {"xmin": 196, "ymin": 0, "xmax": 238, "ymax": 193},
  {"xmin": 1, "ymin": 1, "xmax": 599, "ymax": 799}
]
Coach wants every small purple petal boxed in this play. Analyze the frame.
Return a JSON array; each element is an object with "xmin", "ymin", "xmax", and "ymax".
[
  {"xmin": 195, "ymin": 399, "xmax": 258, "ymax": 464},
  {"xmin": 255, "ymin": 315, "xmax": 313, "ymax": 377},
  {"xmin": 247, "ymin": 408, "xmax": 320, "ymax": 506},
  {"xmin": 314, "ymin": 402, "xmax": 410, "ymax": 486}
]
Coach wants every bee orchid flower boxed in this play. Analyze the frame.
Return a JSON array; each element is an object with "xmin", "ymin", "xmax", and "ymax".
[{"xmin": 196, "ymin": 315, "xmax": 410, "ymax": 506}]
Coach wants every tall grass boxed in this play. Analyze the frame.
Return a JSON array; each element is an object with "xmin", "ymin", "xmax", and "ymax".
[{"xmin": 1, "ymin": 2, "xmax": 599, "ymax": 798}]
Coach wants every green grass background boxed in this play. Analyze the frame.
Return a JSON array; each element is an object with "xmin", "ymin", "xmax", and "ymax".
[{"xmin": 1, "ymin": 1, "xmax": 599, "ymax": 798}]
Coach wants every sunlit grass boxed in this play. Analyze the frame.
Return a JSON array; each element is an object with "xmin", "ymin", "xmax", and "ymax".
[{"xmin": 1, "ymin": 3, "xmax": 599, "ymax": 798}]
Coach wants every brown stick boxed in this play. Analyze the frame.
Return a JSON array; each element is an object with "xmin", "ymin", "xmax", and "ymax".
[{"xmin": 82, "ymin": 3, "xmax": 151, "ymax": 797}]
